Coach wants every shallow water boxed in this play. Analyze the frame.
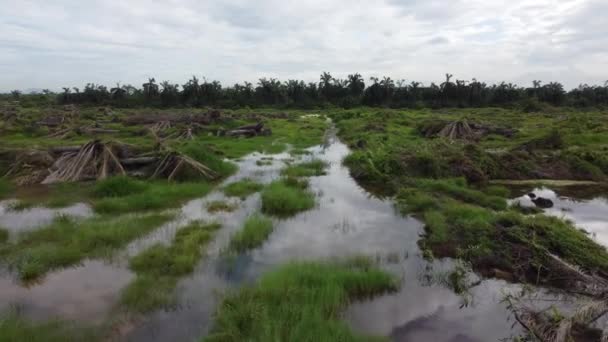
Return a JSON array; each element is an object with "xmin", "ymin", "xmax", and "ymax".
[
  {"xmin": 3, "ymin": 129, "xmax": 607, "ymax": 341},
  {"xmin": 511, "ymin": 187, "xmax": 608, "ymax": 246},
  {"xmin": 124, "ymin": 130, "xmax": 525, "ymax": 342}
]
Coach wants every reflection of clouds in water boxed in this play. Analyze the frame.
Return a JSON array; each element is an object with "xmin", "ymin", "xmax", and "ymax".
[
  {"xmin": 0, "ymin": 260, "xmax": 132, "ymax": 323},
  {"xmin": 0, "ymin": 202, "xmax": 92, "ymax": 234},
  {"xmin": 512, "ymin": 187, "xmax": 608, "ymax": 246}
]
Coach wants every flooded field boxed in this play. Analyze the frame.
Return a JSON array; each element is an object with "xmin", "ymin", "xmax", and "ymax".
[{"xmin": 1, "ymin": 113, "xmax": 608, "ymax": 341}]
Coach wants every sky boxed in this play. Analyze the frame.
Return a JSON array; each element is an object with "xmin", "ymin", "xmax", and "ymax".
[{"xmin": 1, "ymin": 0, "xmax": 607, "ymax": 92}]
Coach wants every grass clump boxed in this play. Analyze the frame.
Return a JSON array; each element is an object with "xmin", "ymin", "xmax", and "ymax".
[
  {"xmin": 92, "ymin": 181, "xmax": 211, "ymax": 214},
  {"xmin": 222, "ymin": 179, "xmax": 264, "ymax": 199},
  {"xmin": 92, "ymin": 176, "xmax": 148, "ymax": 198},
  {"xmin": 0, "ymin": 227, "xmax": 8, "ymax": 243},
  {"xmin": 281, "ymin": 159, "xmax": 329, "ymax": 177},
  {"xmin": 229, "ymin": 214, "xmax": 274, "ymax": 252},
  {"xmin": 261, "ymin": 179, "xmax": 315, "ymax": 217},
  {"xmin": 0, "ymin": 312, "xmax": 96, "ymax": 342},
  {"xmin": 410, "ymin": 178, "xmax": 507, "ymax": 211},
  {"xmin": 206, "ymin": 200, "xmax": 238, "ymax": 213},
  {"xmin": 204, "ymin": 261, "xmax": 397, "ymax": 342},
  {"xmin": 121, "ymin": 220, "xmax": 221, "ymax": 312},
  {"xmin": 0, "ymin": 178, "xmax": 13, "ymax": 198},
  {"xmin": 2, "ymin": 213, "xmax": 173, "ymax": 281}
]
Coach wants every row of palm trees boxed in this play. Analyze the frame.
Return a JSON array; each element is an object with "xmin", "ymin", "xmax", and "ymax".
[{"xmin": 8, "ymin": 73, "xmax": 608, "ymax": 108}]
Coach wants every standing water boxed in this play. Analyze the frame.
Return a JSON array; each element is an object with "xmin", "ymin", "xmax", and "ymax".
[
  {"xmin": 124, "ymin": 127, "xmax": 524, "ymax": 342},
  {"xmin": 4, "ymin": 126, "xmax": 604, "ymax": 341}
]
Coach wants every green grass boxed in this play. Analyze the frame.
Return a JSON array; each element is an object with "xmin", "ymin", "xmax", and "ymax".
[
  {"xmin": 92, "ymin": 181, "xmax": 212, "ymax": 214},
  {"xmin": 206, "ymin": 200, "xmax": 238, "ymax": 213},
  {"xmin": 0, "ymin": 312, "xmax": 96, "ymax": 342},
  {"xmin": 261, "ymin": 179, "xmax": 315, "ymax": 217},
  {"xmin": 0, "ymin": 228, "xmax": 8, "ymax": 244},
  {"xmin": 0, "ymin": 178, "xmax": 12, "ymax": 198},
  {"xmin": 255, "ymin": 159, "xmax": 273, "ymax": 166},
  {"xmin": 204, "ymin": 261, "xmax": 398, "ymax": 342},
  {"xmin": 1, "ymin": 213, "xmax": 173, "ymax": 281},
  {"xmin": 121, "ymin": 220, "xmax": 221, "ymax": 312},
  {"xmin": 178, "ymin": 141, "xmax": 238, "ymax": 179},
  {"xmin": 410, "ymin": 178, "xmax": 507, "ymax": 211},
  {"xmin": 92, "ymin": 176, "xmax": 148, "ymax": 197},
  {"xmin": 281, "ymin": 159, "xmax": 329, "ymax": 177},
  {"xmin": 222, "ymin": 179, "xmax": 264, "ymax": 199},
  {"xmin": 228, "ymin": 214, "xmax": 274, "ymax": 252}
]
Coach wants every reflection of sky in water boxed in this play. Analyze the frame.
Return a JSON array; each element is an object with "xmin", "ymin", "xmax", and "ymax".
[
  {"xmin": 512, "ymin": 188, "xmax": 608, "ymax": 247},
  {"xmin": 4, "ymin": 128, "xmax": 601, "ymax": 341},
  {"xmin": 128, "ymin": 131, "xmax": 524, "ymax": 342}
]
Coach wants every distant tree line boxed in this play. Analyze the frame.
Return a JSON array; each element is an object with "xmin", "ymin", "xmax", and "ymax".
[{"xmin": 3, "ymin": 73, "xmax": 608, "ymax": 109}]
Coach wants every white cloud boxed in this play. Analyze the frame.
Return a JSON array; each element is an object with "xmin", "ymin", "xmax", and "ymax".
[{"xmin": 1, "ymin": 0, "xmax": 606, "ymax": 92}]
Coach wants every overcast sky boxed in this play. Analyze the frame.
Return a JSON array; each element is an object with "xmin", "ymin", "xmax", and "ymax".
[{"xmin": 1, "ymin": 0, "xmax": 607, "ymax": 92}]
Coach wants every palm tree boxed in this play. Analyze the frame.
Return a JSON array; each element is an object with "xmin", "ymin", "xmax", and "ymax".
[
  {"xmin": 533, "ymin": 80, "xmax": 542, "ymax": 88},
  {"xmin": 110, "ymin": 82, "xmax": 127, "ymax": 100},
  {"xmin": 347, "ymin": 73, "xmax": 365, "ymax": 97}
]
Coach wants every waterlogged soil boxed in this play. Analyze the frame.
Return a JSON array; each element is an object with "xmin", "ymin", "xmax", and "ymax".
[{"xmin": 1, "ymin": 127, "xmax": 608, "ymax": 341}]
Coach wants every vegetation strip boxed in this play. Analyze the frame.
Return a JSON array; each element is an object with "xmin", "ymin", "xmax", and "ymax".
[
  {"xmin": 222, "ymin": 179, "xmax": 264, "ymax": 199},
  {"xmin": 281, "ymin": 159, "xmax": 328, "ymax": 177},
  {"xmin": 261, "ymin": 179, "xmax": 315, "ymax": 217},
  {"xmin": 0, "ymin": 312, "xmax": 97, "ymax": 342},
  {"xmin": 228, "ymin": 214, "xmax": 274, "ymax": 252},
  {"xmin": 204, "ymin": 261, "xmax": 397, "ymax": 341},
  {"xmin": 0, "ymin": 213, "xmax": 174, "ymax": 281},
  {"xmin": 120, "ymin": 220, "xmax": 221, "ymax": 312}
]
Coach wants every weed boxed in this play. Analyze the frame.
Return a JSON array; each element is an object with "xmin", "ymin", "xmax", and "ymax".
[
  {"xmin": 92, "ymin": 176, "xmax": 148, "ymax": 198},
  {"xmin": 228, "ymin": 214, "xmax": 274, "ymax": 252},
  {"xmin": 0, "ymin": 178, "xmax": 13, "ymax": 198},
  {"xmin": 222, "ymin": 179, "xmax": 263, "ymax": 199},
  {"xmin": 121, "ymin": 221, "xmax": 221, "ymax": 312},
  {"xmin": 93, "ymin": 181, "xmax": 211, "ymax": 213},
  {"xmin": 0, "ymin": 227, "xmax": 8, "ymax": 243},
  {"xmin": 261, "ymin": 180, "xmax": 315, "ymax": 217},
  {"xmin": 204, "ymin": 261, "xmax": 397, "ymax": 342},
  {"xmin": 3, "ymin": 213, "xmax": 173, "ymax": 281},
  {"xmin": 206, "ymin": 200, "xmax": 238, "ymax": 213},
  {"xmin": 281, "ymin": 159, "xmax": 328, "ymax": 177},
  {"xmin": 0, "ymin": 311, "xmax": 97, "ymax": 342}
]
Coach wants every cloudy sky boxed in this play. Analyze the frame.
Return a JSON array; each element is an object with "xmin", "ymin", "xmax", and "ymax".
[{"xmin": 1, "ymin": 0, "xmax": 607, "ymax": 92}]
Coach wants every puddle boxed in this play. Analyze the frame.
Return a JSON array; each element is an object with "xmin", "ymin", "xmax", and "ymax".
[
  {"xmin": 124, "ymin": 129, "xmax": 526, "ymax": 342},
  {"xmin": 0, "ymin": 202, "xmax": 92, "ymax": 235},
  {"xmin": 0, "ymin": 260, "xmax": 132, "ymax": 323},
  {"xmin": 4, "ymin": 126, "xmax": 605, "ymax": 341},
  {"xmin": 511, "ymin": 187, "xmax": 608, "ymax": 246}
]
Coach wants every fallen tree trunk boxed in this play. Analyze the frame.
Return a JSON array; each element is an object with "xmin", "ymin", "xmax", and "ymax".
[{"xmin": 119, "ymin": 157, "xmax": 158, "ymax": 166}]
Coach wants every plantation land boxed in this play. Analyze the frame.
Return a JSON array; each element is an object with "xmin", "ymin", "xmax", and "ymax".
[{"xmin": 1, "ymin": 104, "xmax": 608, "ymax": 341}]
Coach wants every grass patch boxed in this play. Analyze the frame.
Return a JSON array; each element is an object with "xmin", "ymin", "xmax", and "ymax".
[
  {"xmin": 121, "ymin": 220, "xmax": 221, "ymax": 312},
  {"xmin": 0, "ymin": 178, "xmax": 13, "ymax": 198},
  {"xmin": 92, "ymin": 176, "xmax": 148, "ymax": 198},
  {"xmin": 409, "ymin": 178, "xmax": 507, "ymax": 211},
  {"xmin": 0, "ymin": 311, "xmax": 97, "ymax": 342},
  {"xmin": 179, "ymin": 141, "xmax": 238, "ymax": 179},
  {"xmin": 206, "ymin": 200, "xmax": 238, "ymax": 213},
  {"xmin": 228, "ymin": 214, "xmax": 274, "ymax": 252},
  {"xmin": 222, "ymin": 179, "xmax": 264, "ymax": 199},
  {"xmin": 281, "ymin": 159, "xmax": 329, "ymax": 177},
  {"xmin": 204, "ymin": 261, "xmax": 397, "ymax": 342},
  {"xmin": 255, "ymin": 159, "xmax": 273, "ymax": 166},
  {"xmin": 0, "ymin": 227, "xmax": 8, "ymax": 243},
  {"xmin": 92, "ymin": 181, "xmax": 211, "ymax": 214},
  {"xmin": 290, "ymin": 148, "xmax": 311, "ymax": 156},
  {"xmin": 261, "ymin": 179, "xmax": 315, "ymax": 217},
  {"xmin": 2, "ymin": 213, "xmax": 173, "ymax": 281}
]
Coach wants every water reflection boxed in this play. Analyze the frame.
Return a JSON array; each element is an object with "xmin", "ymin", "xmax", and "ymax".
[{"xmin": 511, "ymin": 187, "xmax": 608, "ymax": 246}]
